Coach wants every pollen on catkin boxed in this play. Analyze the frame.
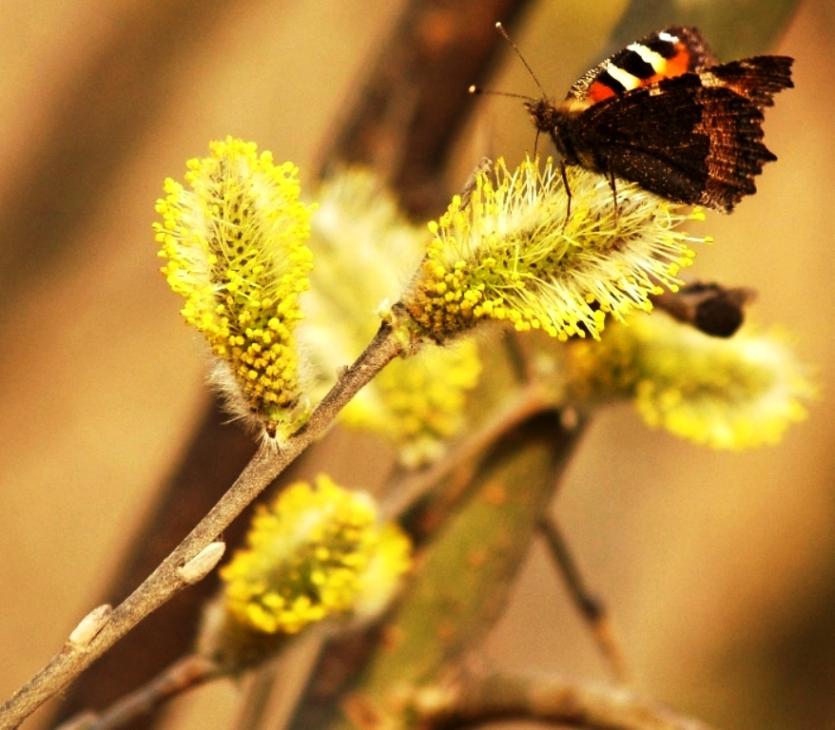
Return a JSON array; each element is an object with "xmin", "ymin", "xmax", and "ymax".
[
  {"xmin": 564, "ymin": 312, "xmax": 814, "ymax": 449},
  {"xmin": 403, "ymin": 157, "xmax": 708, "ymax": 342},
  {"xmin": 219, "ymin": 475, "xmax": 412, "ymax": 636},
  {"xmin": 154, "ymin": 137, "xmax": 314, "ymax": 441}
]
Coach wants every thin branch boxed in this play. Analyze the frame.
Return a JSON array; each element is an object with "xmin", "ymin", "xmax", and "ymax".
[
  {"xmin": 52, "ymin": 398, "xmax": 274, "ymax": 726},
  {"xmin": 232, "ymin": 663, "xmax": 281, "ymax": 730},
  {"xmin": 501, "ymin": 327, "xmax": 538, "ymax": 385},
  {"xmin": 414, "ymin": 670, "xmax": 719, "ymax": 730},
  {"xmin": 540, "ymin": 515, "xmax": 629, "ymax": 682},
  {"xmin": 55, "ymin": 617, "xmax": 328, "ymax": 730},
  {"xmin": 50, "ymin": 1, "xmax": 537, "ymax": 722},
  {"xmin": 232, "ymin": 632, "xmax": 326, "ymax": 730},
  {"xmin": 55, "ymin": 655, "xmax": 217, "ymax": 730},
  {"xmin": 0, "ymin": 320, "xmax": 404, "ymax": 728}
]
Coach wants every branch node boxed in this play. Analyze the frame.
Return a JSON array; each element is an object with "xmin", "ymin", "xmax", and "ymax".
[
  {"xmin": 68, "ymin": 605, "xmax": 113, "ymax": 648},
  {"xmin": 177, "ymin": 541, "xmax": 227, "ymax": 585}
]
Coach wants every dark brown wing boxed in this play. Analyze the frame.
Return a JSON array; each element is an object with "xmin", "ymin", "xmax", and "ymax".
[
  {"xmin": 571, "ymin": 58, "xmax": 793, "ymax": 210},
  {"xmin": 699, "ymin": 55, "xmax": 794, "ymax": 107}
]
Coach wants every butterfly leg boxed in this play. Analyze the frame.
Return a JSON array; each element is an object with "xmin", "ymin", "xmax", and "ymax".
[
  {"xmin": 560, "ymin": 160, "xmax": 573, "ymax": 229},
  {"xmin": 607, "ymin": 167, "xmax": 620, "ymax": 223}
]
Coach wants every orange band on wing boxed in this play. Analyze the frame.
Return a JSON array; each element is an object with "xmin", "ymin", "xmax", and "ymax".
[
  {"xmin": 630, "ymin": 46, "xmax": 693, "ymax": 90},
  {"xmin": 660, "ymin": 45, "xmax": 691, "ymax": 77},
  {"xmin": 587, "ymin": 43, "xmax": 694, "ymax": 100},
  {"xmin": 588, "ymin": 80, "xmax": 617, "ymax": 101}
]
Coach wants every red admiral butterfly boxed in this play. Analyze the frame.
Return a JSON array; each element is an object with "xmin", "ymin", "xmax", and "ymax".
[{"xmin": 476, "ymin": 24, "xmax": 793, "ymax": 213}]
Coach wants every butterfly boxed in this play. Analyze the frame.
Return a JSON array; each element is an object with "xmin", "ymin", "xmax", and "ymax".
[{"xmin": 481, "ymin": 25, "xmax": 793, "ymax": 214}]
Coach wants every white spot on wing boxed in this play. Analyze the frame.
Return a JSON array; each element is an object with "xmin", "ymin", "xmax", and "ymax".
[
  {"xmin": 605, "ymin": 62, "xmax": 640, "ymax": 91},
  {"xmin": 627, "ymin": 43, "xmax": 665, "ymax": 73},
  {"xmin": 658, "ymin": 31, "xmax": 679, "ymax": 44}
]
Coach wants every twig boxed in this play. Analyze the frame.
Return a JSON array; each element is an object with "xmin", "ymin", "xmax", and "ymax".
[
  {"xmin": 232, "ymin": 662, "xmax": 280, "ymax": 730},
  {"xmin": 230, "ymin": 632, "xmax": 326, "ymax": 730},
  {"xmin": 52, "ymin": 398, "xmax": 268, "ymax": 725},
  {"xmin": 55, "ymin": 655, "xmax": 217, "ymax": 730},
  {"xmin": 501, "ymin": 327, "xmax": 538, "ymax": 385},
  {"xmin": 414, "ymin": 670, "xmax": 719, "ymax": 730},
  {"xmin": 55, "ymin": 616, "xmax": 328, "ymax": 730},
  {"xmin": 540, "ymin": 516, "xmax": 629, "ymax": 682},
  {"xmin": 0, "ymin": 320, "xmax": 404, "ymax": 729}
]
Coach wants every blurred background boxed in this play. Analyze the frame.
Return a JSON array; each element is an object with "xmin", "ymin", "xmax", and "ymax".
[{"xmin": 0, "ymin": 0, "xmax": 832, "ymax": 728}]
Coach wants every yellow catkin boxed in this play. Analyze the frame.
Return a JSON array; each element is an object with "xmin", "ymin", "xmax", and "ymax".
[
  {"xmin": 220, "ymin": 475, "xmax": 411, "ymax": 635},
  {"xmin": 154, "ymin": 137, "xmax": 314, "ymax": 440},
  {"xmin": 565, "ymin": 313, "xmax": 814, "ymax": 449},
  {"xmin": 404, "ymin": 157, "xmax": 707, "ymax": 342}
]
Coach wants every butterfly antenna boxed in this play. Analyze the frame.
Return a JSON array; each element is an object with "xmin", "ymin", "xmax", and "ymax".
[
  {"xmin": 494, "ymin": 21, "xmax": 547, "ymax": 97},
  {"xmin": 468, "ymin": 84, "xmax": 534, "ymax": 101}
]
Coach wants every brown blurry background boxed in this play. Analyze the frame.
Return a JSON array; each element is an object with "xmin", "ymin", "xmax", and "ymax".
[{"xmin": 0, "ymin": 1, "xmax": 833, "ymax": 729}]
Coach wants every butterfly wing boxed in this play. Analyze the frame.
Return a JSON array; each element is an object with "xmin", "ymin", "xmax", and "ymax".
[
  {"xmin": 698, "ymin": 55, "xmax": 794, "ymax": 107},
  {"xmin": 571, "ymin": 57, "xmax": 793, "ymax": 210},
  {"xmin": 567, "ymin": 26, "xmax": 718, "ymax": 104}
]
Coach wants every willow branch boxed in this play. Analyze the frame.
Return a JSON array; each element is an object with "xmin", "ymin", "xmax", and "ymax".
[
  {"xmin": 55, "ymin": 621, "xmax": 326, "ymax": 730},
  {"xmin": 232, "ymin": 632, "xmax": 326, "ymax": 730},
  {"xmin": 415, "ymin": 671, "xmax": 718, "ymax": 730},
  {"xmin": 0, "ymin": 320, "xmax": 403, "ymax": 728},
  {"xmin": 55, "ymin": 655, "xmax": 217, "ymax": 730},
  {"xmin": 540, "ymin": 516, "xmax": 628, "ymax": 682},
  {"xmin": 231, "ymin": 663, "xmax": 281, "ymax": 730},
  {"xmin": 49, "ymin": 0, "xmax": 537, "ymax": 722},
  {"xmin": 385, "ymin": 386, "xmax": 629, "ymax": 679}
]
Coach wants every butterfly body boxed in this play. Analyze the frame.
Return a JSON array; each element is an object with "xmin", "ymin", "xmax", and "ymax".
[{"xmin": 525, "ymin": 27, "xmax": 793, "ymax": 211}]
